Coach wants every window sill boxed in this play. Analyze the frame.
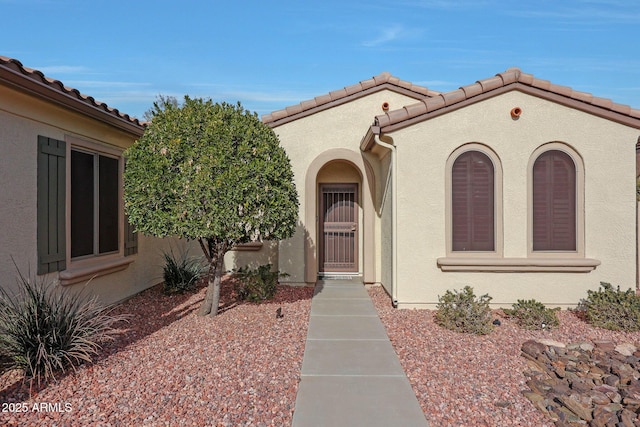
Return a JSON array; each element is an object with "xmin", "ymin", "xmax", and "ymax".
[
  {"xmin": 437, "ymin": 257, "xmax": 600, "ymax": 272},
  {"xmin": 231, "ymin": 242, "xmax": 263, "ymax": 251},
  {"xmin": 59, "ymin": 256, "xmax": 134, "ymax": 285}
]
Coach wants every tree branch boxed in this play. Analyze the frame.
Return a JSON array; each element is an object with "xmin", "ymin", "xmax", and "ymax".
[{"xmin": 198, "ymin": 237, "xmax": 212, "ymax": 263}]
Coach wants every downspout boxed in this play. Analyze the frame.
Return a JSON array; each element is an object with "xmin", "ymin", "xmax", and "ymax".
[{"xmin": 372, "ymin": 130, "xmax": 398, "ymax": 308}]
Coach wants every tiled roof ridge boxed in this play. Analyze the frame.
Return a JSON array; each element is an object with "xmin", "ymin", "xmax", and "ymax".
[
  {"xmin": 0, "ymin": 55, "xmax": 144, "ymax": 128},
  {"xmin": 375, "ymin": 67, "xmax": 640, "ymax": 129},
  {"xmin": 262, "ymin": 71, "xmax": 440, "ymax": 125}
]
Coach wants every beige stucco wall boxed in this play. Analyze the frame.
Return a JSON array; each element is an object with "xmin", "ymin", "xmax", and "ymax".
[
  {"xmin": 223, "ymin": 242, "xmax": 279, "ymax": 271},
  {"xmin": 272, "ymin": 90, "xmax": 421, "ymax": 284},
  {"xmin": 0, "ymin": 84, "xmax": 199, "ymax": 305},
  {"xmin": 386, "ymin": 90, "xmax": 639, "ymax": 308}
]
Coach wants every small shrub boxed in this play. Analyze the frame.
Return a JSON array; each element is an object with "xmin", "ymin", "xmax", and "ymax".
[
  {"xmin": 575, "ymin": 282, "xmax": 640, "ymax": 331},
  {"xmin": 503, "ymin": 299, "xmax": 560, "ymax": 330},
  {"xmin": 234, "ymin": 264, "xmax": 287, "ymax": 302},
  {"xmin": 0, "ymin": 270, "xmax": 125, "ymax": 385},
  {"xmin": 435, "ymin": 286, "xmax": 493, "ymax": 335},
  {"xmin": 162, "ymin": 249, "xmax": 204, "ymax": 294}
]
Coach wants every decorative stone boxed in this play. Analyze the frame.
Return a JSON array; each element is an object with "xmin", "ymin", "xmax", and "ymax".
[
  {"xmin": 593, "ymin": 341, "xmax": 616, "ymax": 352},
  {"xmin": 618, "ymin": 408, "xmax": 637, "ymax": 427},
  {"xmin": 592, "ymin": 405, "xmax": 620, "ymax": 426},
  {"xmin": 521, "ymin": 340, "xmax": 640, "ymax": 426},
  {"xmin": 611, "ymin": 360, "xmax": 638, "ymax": 385},
  {"xmin": 493, "ymin": 400, "xmax": 511, "ymax": 408},
  {"xmin": 586, "ymin": 389, "xmax": 611, "ymax": 405},
  {"xmin": 556, "ymin": 394, "xmax": 593, "ymax": 421},
  {"xmin": 570, "ymin": 377, "xmax": 595, "ymax": 394},
  {"xmin": 522, "ymin": 340, "xmax": 549, "ymax": 359},
  {"xmin": 536, "ymin": 338, "xmax": 567, "ymax": 348},
  {"xmin": 577, "ymin": 342, "xmax": 594, "ymax": 352},
  {"xmin": 615, "ymin": 343, "xmax": 637, "ymax": 357},
  {"xmin": 603, "ymin": 374, "xmax": 620, "ymax": 387}
]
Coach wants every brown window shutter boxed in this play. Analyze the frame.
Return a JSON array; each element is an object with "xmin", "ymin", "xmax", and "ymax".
[
  {"xmin": 533, "ymin": 150, "xmax": 576, "ymax": 251},
  {"xmin": 452, "ymin": 151, "xmax": 495, "ymax": 251},
  {"xmin": 37, "ymin": 136, "xmax": 66, "ymax": 274}
]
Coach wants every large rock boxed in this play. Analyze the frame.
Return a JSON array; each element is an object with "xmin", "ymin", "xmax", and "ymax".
[{"xmin": 521, "ymin": 340, "xmax": 640, "ymax": 426}]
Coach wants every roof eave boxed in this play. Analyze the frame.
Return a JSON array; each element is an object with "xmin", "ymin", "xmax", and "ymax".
[
  {"xmin": 377, "ymin": 83, "xmax": 640, "ymax": 134},
  {"xmin": 263, "ymin": 70, "xmax": 440, "ymax": 128},
  {"xmin": 360, "ymin": 126, "xmax": 380, "ymax": 152},
  {"xmin": 265, "ymin": 84, "xmax": 431, "ymax": 128},
  {"xmin": 0, "ymin": 64, "xmax": 145, "ymax": 137}
]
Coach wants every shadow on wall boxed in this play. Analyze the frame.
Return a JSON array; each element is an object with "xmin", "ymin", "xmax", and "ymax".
[
  {"xmin": 223, "ymin": 240, "xmax": 279, "ymax": 272},
  {"xmin": 277, "ymin": 221, "xmax": 315, "ymax": 284}
]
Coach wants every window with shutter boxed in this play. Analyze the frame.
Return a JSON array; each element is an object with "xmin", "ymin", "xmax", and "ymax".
[
  {"xmin": 451, "ymin": 150, "xmax": 495, "ymax": 251},
  {"xmin": 70, "ymin": 149, "xmax": 120, "ymax": 258},
  {"xmin": 532, "ymin": 150, "xmax": 576, "ymax": 251},
  {"xmin": 37, "ymin": 136, "xmax": 66, "ymax": 274}
]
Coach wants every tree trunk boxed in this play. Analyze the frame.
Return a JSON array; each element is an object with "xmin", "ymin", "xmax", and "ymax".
[{"xmin": 197, "ymin": 239, "xmax": 227, "ymax": 317}]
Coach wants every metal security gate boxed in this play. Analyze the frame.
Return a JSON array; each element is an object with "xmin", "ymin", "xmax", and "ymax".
[{"xmin": 319, "ymin": 184, "xmax": 358, "ymax": 273}]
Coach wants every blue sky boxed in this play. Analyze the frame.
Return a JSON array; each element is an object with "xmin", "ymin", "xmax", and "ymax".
[{"xmin": 3, "ymin": 0, "xmax": 639, "ymax": 120}]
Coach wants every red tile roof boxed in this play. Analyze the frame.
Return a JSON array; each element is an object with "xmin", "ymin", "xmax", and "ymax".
[
  {"xmin": 0, "ymin": 56, "xmax": 145, "ymax": 135},
  {"xmin": 374, "ymin": 68, "xmax": 640, "ymax": 132},
  {"xmin": 262, "ymin": 72, "xmax": 439, "ymax": 127}
]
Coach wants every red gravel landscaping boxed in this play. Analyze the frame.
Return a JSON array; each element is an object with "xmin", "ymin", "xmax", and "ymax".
[
  {"xmin": 0, "ymin": 277, "xmax": 313, "ymax": 427},
  {"xmin": 4, "ymin": 280, "xmax": 640, "ymax": 426},
  {"xmin": 368, "ymin": 285, "xmax": 640, "ymax": 426}
]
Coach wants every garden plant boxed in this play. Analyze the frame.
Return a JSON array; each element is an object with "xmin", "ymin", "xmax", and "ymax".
[
  {"xmin": 234, "ymin": 264, "xmax": 288, "ymax": 302},
  {"xmin": 575, "ymin": 282, "xmax": 640, "ymax": 331},
  {"xmin": 503, "ymin": 299, "xmax": 560, "ymax": 330},
  {"xmin": 124, "ymin": 97, "xmax": 299, "ymax": 316},
  {"xmin": 161, "ymin": 248, "xmax": 204, "ymax": 294},
  {"xmin": 0, "ymin": 269, "xmax": 124, "ymax": 385},
  {"xmin": 434, "ymin": 286, "xmax": 493, "ymax": 335}
]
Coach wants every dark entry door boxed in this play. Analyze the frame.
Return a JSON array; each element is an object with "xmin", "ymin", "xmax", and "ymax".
[{"xmin": 319, "ymin": 184, "xmax": 358, "ymax": 273}]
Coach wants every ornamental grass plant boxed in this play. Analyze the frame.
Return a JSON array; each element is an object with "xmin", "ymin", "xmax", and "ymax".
[
  {"xmin": 0, "ymin": 268, "xmax": 125, "ymax": 385},
  {"xmin": 161, "ymin": 249, "xmax": 204, "ymax": 295}
]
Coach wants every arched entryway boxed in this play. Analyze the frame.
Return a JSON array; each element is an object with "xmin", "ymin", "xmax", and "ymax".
[
  {"xmin": 304, "ymin": 149, "xmax": 376, "ymax": 284},
  {"xmin": 317, "ymin": 162, "xmax": 361, "ymax": 275}
]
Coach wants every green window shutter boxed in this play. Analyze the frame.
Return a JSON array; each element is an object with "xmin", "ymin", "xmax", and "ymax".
[
  {"xmin": 37, "ymin": 136, "xmax": 66, "ymax": 274},
  {"xmin": 124, "ymin": 214, "xmax": 138, "ymax": 256}
]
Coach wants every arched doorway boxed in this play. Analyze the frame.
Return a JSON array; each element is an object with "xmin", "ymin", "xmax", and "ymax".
[
  {"xmin": 303, "ymin": 149, "xmax": 376, "ymax": 284},
  {"xmin": 317, "ymin": 161, "xmax": 361, "ymax": 275}
]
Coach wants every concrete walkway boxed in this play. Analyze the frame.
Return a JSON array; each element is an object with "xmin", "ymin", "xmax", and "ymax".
[{"xmin": 292, "ymin": 279, "xmax": 429, "ymax": 427}]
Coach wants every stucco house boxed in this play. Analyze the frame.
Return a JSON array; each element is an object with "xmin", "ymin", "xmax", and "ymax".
[
  {"xmin": 252, "ymin": 68, "xmax": 640, "ymax": 308},
  {"xmin": 2, "ymin": 55, "xmax": 639, "ymax": 309},
  {"xmin": 0, "ymin": 56, "xmax": 185, "ymax": 304}
]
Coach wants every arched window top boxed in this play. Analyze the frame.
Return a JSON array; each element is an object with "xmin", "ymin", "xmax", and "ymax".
[
  {"xmin": 529, "ymin": 142, "xmax": 584, "ymax": 255},
  {"xmin": 530, "ymin": 142, "xmax": 583, "ymax": 174},
  {"xmin": 451, "ymin": 150, "xmax": 495, "ymax": 251},
  {"xmin": 446, "ymin": 143, "xmax": 502, "ymax": 256}
]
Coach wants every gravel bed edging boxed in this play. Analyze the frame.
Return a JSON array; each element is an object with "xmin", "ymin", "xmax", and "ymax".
[
  {"xmin": 0, "ymin": 277, "xmax": 314, "ymax": 426},
  {"xmin": 368, "ymin": 286, "xmax": 640, "ymax": 427},
  {"xmin": 521, "ymin": 338, "xmax": 640, "ymax": 426}
]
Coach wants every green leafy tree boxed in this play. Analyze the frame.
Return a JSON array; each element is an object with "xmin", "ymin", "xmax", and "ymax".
[
  {"xmin": 143, "ymin": 94, "xmax": 179, "ymax": 122},
  {"xmin": 124, "ymin": 97, "xmax": 299, "ymax": 316}
]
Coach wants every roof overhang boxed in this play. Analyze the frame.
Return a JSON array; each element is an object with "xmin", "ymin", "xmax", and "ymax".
[
  {"xmin": 263, "ymin": 71, "xmax": 439, "ymax": 128},
  {"xmin": 360, "ymin": 126, "xmax": 380, "ymax": 152},
  {"xmin": 374, "ymin": 83, "xmax": 640, "ymax": 135},
  {"xmin": 0, "ymin": 57, "xmax": 145, "ymax": 137}
]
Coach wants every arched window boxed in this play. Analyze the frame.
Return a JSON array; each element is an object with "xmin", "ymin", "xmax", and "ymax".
[
  {"xmin": 532, "ymin": 150, "xmax": 576, "ymax": 251},
  {"xmin": 451, "ymin": 150, "xmax": 495, "ymax": 251}
]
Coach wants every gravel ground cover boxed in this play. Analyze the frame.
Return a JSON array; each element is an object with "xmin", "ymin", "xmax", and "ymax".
[
  {"xmin": 0, "ymin": 277, "xmax": 313, "ymax": 427},
  {"xmin": 368, "ymin": 285, "xmax": 640, "ymax": 427}
]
